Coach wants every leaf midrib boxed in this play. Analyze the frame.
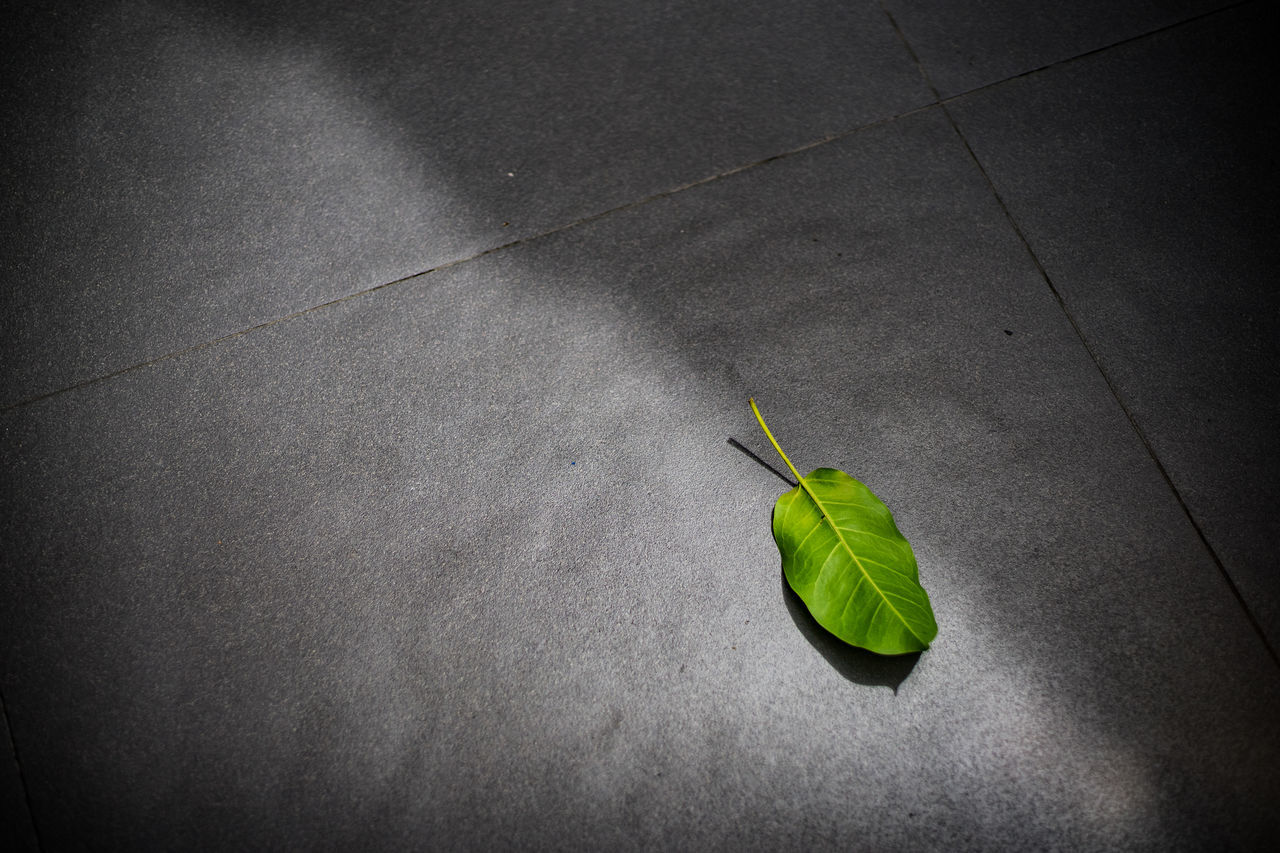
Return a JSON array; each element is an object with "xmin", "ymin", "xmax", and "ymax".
[{"xmin": 796, "ymin": 478, "xmax": 926, "ymax": 643}]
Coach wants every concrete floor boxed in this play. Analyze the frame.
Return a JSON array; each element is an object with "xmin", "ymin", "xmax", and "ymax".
[{"xmin": 3, "ymin": 1, "xmax": 1278, "ymax": 849}]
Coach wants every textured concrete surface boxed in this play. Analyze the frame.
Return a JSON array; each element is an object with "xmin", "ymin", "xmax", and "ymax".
[
  {"xmin": 948, "ymin": 0, "xmax": 1280, "ymax": 649},
  {"xmin": 1, "ymin": 0, "xmax": 930, "ymax": 408},
  {"xmin": 3, "ymin": 1, "xmax": 1278, "ymax": 850}
]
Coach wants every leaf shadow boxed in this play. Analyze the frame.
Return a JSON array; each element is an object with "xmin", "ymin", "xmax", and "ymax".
[
  {"xmin": 780, "ymin": 570, "xmax": 921, "ymax": 693},
  {"xmin": 727, "ymin": 437, "xmax": 796, "ymax": 487}
]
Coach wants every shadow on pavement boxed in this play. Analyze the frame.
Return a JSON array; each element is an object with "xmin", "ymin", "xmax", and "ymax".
[
  {"xmin": 781, "ymin": 569, "xmax": 921, "ymax": 692},
  {"xmin": 727, "ymin": 438, "xmax": 796, "ymax": 488}
]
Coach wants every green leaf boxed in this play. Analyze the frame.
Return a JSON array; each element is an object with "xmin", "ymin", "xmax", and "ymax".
[{"xmin": 751, "ymin": 399, "xmax": 937, "ymax": 655}]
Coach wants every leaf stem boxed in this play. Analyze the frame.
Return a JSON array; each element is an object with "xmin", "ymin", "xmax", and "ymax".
[
  {"xmin": 751, "ymin": 397, "xmax": 835, "ymax": 522},
  {"xmin": 749, "ymin": 398, "xmax": 806, "ymax": 487}
]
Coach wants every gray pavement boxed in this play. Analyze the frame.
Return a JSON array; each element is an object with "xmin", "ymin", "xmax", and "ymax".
[{"xmin": 3, "ymin": 1, "xmax": 1278, "ymax": 849}]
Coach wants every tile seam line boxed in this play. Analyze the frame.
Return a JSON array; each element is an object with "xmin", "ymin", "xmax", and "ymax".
[
  {"xmin": 955, "ymin": 108, "xmax": 1280, "ymax": 671},
  {"xmin": 932, "ymin": 0, "xmax": 1257, "ymax": 104},
  {"xmin": 879, "ymin": 1, "xmax": 1280, "ymax": 670},
  {"xmin": 0, "ymin": 102, "xmax": 937, "ymax": 415},
  {"xmin": 0, "ymin": 689, "xmax": 43, "ymax": 850}
]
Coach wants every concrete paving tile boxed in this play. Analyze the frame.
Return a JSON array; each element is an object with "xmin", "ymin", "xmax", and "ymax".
[
  {"xmin": 3, "ymin": 108, "xmax": 1277, "ymax": 849},
  {"xmin": 881, "ymin": 0, "xmax": 1231, "ymax": 97},
  {"xmin": 949, "ymin": 3, "xmax": 1280, "ymax": 649},
  {"xmin": 0, "ymin": 0, "xmax": 930, "ymax": 409}
]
